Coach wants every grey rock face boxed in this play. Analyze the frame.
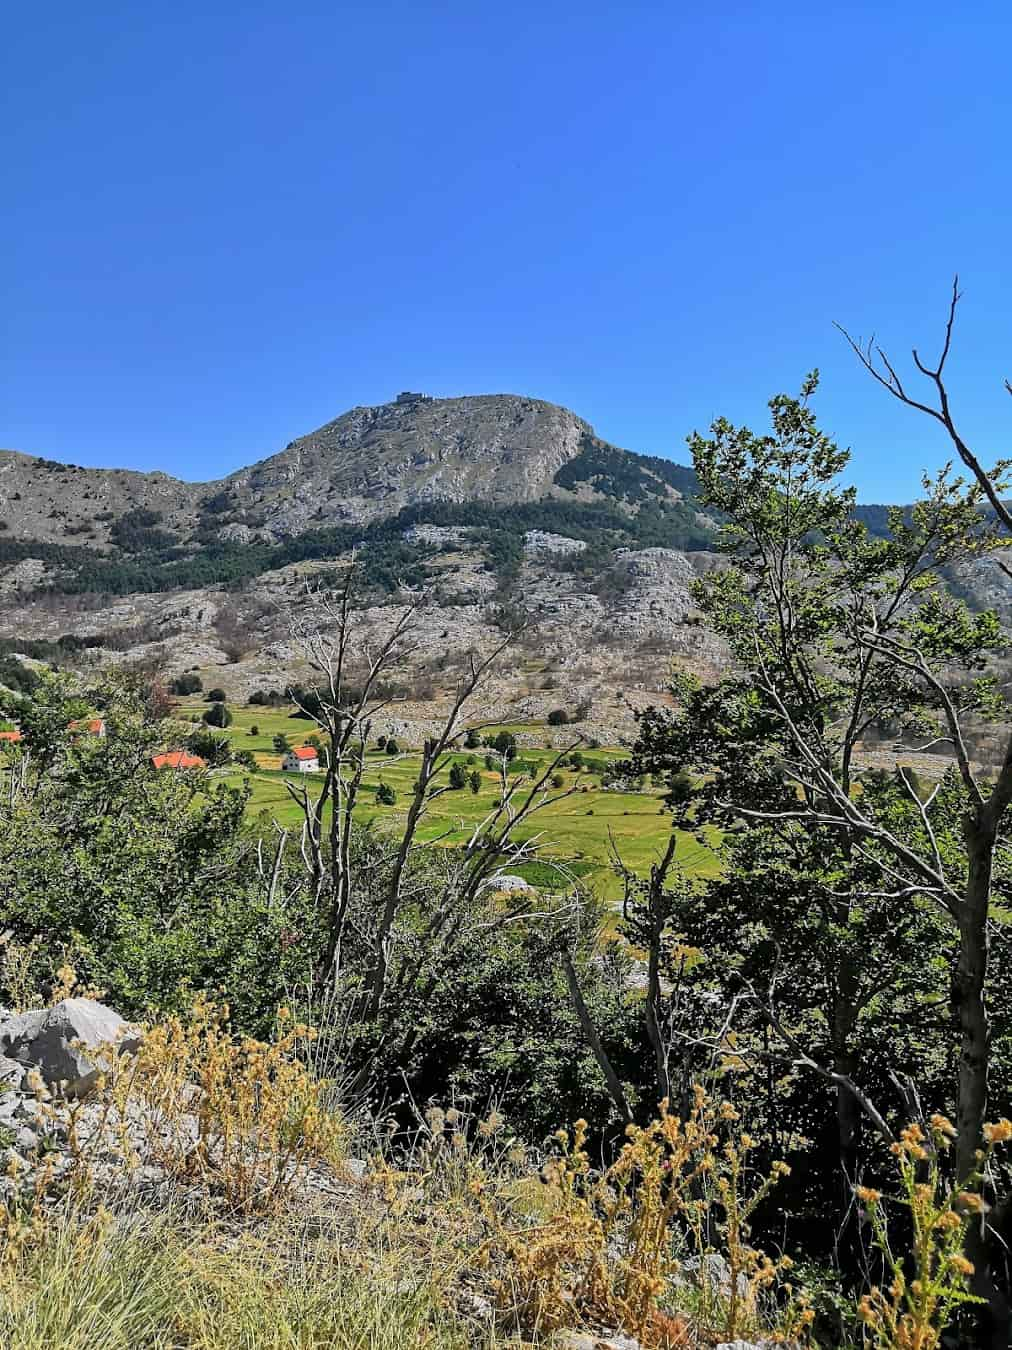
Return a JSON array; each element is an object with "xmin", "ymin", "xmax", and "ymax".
[
  {"xmin": 678, "ymin": 1252, "xmax": 750, "ymax": 1299},
  {"xmin": 0, "ymin": 1053, "xmax": 24, "ymax": 1088},
  {"xmin": 0, "ymin": 997, "xmax": 139, "ymax": 1096},
  {"xmin": 230, "ymin": 394, "xmax": 601, "ymax": 533},
  {"xmin": 715, "ymin": 1342, "xmax": 785, "ymax": 1350}
]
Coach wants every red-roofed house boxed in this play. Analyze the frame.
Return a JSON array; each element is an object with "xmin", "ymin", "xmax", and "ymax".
[
  {"xmin": 282, "ymin": 745, "xmax": 320, "ymax": 773},
  {"xmin": 69, "ymin": 718, "xmax": 106, "ymax": 738},
  {"xmin": 151, "ymin": 750, "xmax": 206, "ymax": 771}
]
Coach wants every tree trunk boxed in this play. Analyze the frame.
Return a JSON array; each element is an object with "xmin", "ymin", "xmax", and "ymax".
[
  {"xmin": 562, "ymin": 949, "xmax": 633, "ymax": 1125},
  {"xmin": 832, "ymin": 954, "xmax": 863, "ymax": 1263},
  {"xmin": 955, "ymin": 812, "xmax": 992, "ymax": 1186},
  {"xmin": 957, "ymin": 808, "xmax": 1004, "ymax": 1347}
]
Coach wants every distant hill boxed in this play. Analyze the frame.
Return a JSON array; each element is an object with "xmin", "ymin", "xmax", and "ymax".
[{"xmin": 0, "ymin": 393, "xmax": 713, "ymax": 597}]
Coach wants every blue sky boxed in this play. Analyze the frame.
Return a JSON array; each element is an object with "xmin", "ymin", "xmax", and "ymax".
[{"xmin": 3, "ymin": 2, "xmax": 1011, "ymax": 500}]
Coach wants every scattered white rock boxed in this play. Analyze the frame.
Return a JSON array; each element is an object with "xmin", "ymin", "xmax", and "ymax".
[
  {"xmin": 523, "ymin": 530, "xmax": 587, "ymax": 556},
  {"xmin": 484, "ymin": 873, "xmax": 534, "ymax": 894}
]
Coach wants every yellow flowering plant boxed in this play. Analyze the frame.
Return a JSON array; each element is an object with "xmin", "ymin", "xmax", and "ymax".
[
  {"xmin": 856, "ymin": 1114, "xmax": 1011, "ymax": 1349},
  {"xmin": 79, "ymin": 997, "xmax": 348, "ymax": 1215},
  {"xmin": 478, "ymin": 1087, "xmax": 812, "ymax": 1347}
]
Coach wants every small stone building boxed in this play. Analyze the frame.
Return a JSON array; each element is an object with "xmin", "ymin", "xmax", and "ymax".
[{"xmin": 282, "ymin": 745, "xmax": 320, "ymax": 773}]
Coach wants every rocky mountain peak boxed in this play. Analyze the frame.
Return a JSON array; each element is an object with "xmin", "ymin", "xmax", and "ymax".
[{"xmin": 226, "ymin": 393, "xmax": 600, "ymax": 533}]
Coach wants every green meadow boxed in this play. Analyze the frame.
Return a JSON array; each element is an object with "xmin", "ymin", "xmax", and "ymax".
[{"xmin": 175, "ymin": 701, "xmax": 720, "ymax": 899}]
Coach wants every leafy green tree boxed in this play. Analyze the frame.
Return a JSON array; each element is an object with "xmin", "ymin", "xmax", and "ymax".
[
  {"xmin": 0, "ymin": 655, "xmax": 38, "ymax": 694},
  {"xmin": 185, "ymin": 728, "xmax": 232, "ymax": 767},
  {"xmin": 272, "ymin": 732, "xmax": 290, "ymax": 755},
  {"xmin": 485, "ymin": 730, "xmax": 517, "ymax": 761},
  {"xmin": 0, "ymin": 678, "xmax": 313, "ymax": 1032},
  {"xmin": 631, "ymin": 349, "xmax": 1011, "ymax": 1292},
  {"xmin": 468, "ymin": 770, "xmax": 482, "ymax": 794},
  {"xmin": 203, "ymin": 702, "xmax": 232, "ymax": 729},
  {"xmin": 0, "ymin": 669, "xmax": 89, "ymax": 768},
  {"xmin": 376, "ymin": 781, "xmax": 396, "ymax": 806},
  {"xmin": 206, "ymin": 687, "xmax": 226, "ymax": 703},
  {"xmin": 448, "ymin": 762, "xmax": 467, "ymax": 790},
  {"xmin": 170, "ymin": 673, "xmax": 202, "ymax": 695}
]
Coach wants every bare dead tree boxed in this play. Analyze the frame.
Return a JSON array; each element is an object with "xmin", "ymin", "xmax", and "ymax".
[
  {"xmin": 837, "ymin": 275, "xmax": 1012, "ymax": 570},
  {"xmin": 285, "ymin": 567, "xmax": 422, "ymax": 981},
  {"xmin": 282, "ymin": 565, "xmax": 587, "ymax": 1039}
]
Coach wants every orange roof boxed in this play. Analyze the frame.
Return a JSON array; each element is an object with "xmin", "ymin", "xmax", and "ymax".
[
  {"xmin": 0, "ymin": 730, "xmax": 22, "ymax": 743},
  {"xmin": 151, "ymin": 751, "xmax": 206, "ymax": 770},
  {"xmin": 69, "ymin": 718, "xmax": 105, "ymax": 734},
  {"xmin": 289, "ymin": 745, "xmax": 319, "ymax": 760}
]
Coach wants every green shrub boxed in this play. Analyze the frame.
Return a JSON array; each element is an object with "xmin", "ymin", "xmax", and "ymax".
[{"xmin": 170, "ymin": 673, "xmax": 202, "ymax": 695}]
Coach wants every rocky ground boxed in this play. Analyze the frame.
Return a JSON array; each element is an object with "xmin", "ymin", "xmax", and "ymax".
[
  {"xmin": 0, "ymin": 996, "xmax": 789, "ymax": 1350},
  {"xmin": 0, "ymin": 536, "xmax": 726, "ymax": 743}
]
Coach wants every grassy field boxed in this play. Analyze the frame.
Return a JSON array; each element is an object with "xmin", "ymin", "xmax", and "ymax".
[{"xmin": 175, "ymin": 701, "xmax": 720, "ymax": 898}]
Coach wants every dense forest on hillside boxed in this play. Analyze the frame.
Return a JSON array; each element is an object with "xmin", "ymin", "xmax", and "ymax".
[{"xmin": 1, "ymin": 494, "xmax": 716, "ymax": 598}]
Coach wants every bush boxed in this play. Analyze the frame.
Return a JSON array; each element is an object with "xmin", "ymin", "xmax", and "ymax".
[
  {"xmin": 203, "ymin": 703, "xmax": 232, "ymax": 729},
  {"xmin": 272, "ymin": 733, "xmax": 289, "ymax": 754},
  {"xmin": 448, "ymin": 763, "xmax": 467, "ymax": 790},
  {"xmin": 185, "ymin": 729, "xmax": 232, "ymax": 767},
  {"xmin": 385, "ymin": 739, "xmax": 400, "ymax": 755},
  {"xmin": 249, "ymin": 724, "xmax": 259, "ymax": 736},
  {"xmin": 551, "ymin": 773, "xmax": 565, "ymax": 788},
  {"xmin": 376, "ymin": 782, "xmax": 397, "ymax": 806},
  {"xmin": 547, "ymin": 708, "xmax": 570, "ymax": 726},
  {"xmin": 484, "ymin": 731, "xmax": 517, "ymax": 761},
  {"xmin": 170, "ymin": 673, "xmax": 202, "ymax": 696},
  {"xmin": 479, "ymin": 1095, "xmax": 808, "ymax": 1345},
  {"xmin": 468, "ymin": 770, "xmax": 481, "ymax": 794},
  {"xmin": 206, "ymin": 688, "xmax": 226, "ymax": 703},
  {"xmin": 464, "ymin": 727, "xmax": 481, "ymax": 748}
]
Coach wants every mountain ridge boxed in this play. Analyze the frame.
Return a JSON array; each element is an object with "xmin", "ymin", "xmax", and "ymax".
[{"xmin": 0, "ymin": 392, "xmax": 696, "ymax": 550}]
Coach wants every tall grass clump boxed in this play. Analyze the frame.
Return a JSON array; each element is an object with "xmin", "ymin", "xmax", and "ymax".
[{"xmin": 0, "ymin": 1206, "xmax": 484, "ymax": 1350}]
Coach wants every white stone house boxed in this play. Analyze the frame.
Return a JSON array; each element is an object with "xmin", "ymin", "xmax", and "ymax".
[{"xmin": 282, "ymin": 745, "xmax": 320, "ymax": 773}]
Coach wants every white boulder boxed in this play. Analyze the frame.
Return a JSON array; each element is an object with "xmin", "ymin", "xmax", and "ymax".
[{"xmin": 0, "ymin": 997, "xmax": 139, "ymax": 1096}]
